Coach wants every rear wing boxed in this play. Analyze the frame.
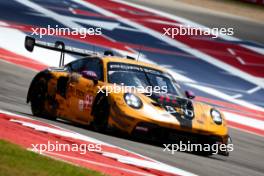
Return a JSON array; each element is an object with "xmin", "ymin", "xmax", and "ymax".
[{"xmin": 24, "ymin": 36, "xmax": 95, "ymax": 67}]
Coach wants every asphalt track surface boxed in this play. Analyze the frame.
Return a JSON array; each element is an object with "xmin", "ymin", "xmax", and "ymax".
[
  {"xmin": 1, "ymin": 58, "xmax": 264, "ymax": 176},
  {"xmin": 0, "ymin": 0, "xmax": 264, "ymax": 176}
]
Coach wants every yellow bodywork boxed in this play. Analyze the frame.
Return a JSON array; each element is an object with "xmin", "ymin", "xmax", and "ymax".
[{"xmin": 34, "ymin": 56, "xmax": 228, "ymax": 143}]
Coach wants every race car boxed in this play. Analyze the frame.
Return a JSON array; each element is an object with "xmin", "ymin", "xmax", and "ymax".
[{"xmin": 25, "ymin": 36, "xmax": 231, "ymax": 156}]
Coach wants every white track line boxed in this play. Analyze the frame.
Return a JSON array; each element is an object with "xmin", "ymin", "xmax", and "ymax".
[
  {"xmin": 227, "ymin": 48, "xmax": 236, "ymax": 56},
  {"xmin": 247, "ymin": 86, "xmax": 261, "ymax": 94},
  {"xmin": 235, "ymin": 56, "xmax": 246, "ymax": 65},
  {"xmin": 1, "ymin": 109, "xmax": 197, "ymax": 176},
  {"xmin": 227, "ymin": 48, "xmax": 247, "ymax": 65},
  {"xmin": 231, "ymin": 94, "xmax": 243, "ymax": 99},
  {"xmin": 223, "ymin": 111, "xmax": 264, "ymax": 130},
  {"xmin": 36, "ymin": 151, "xmax": 156, "ymax": 176}
]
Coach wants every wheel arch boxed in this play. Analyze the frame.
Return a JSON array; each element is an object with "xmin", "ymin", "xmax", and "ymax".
[{"xmin": 91, "ymin": 91, "xmax": 109, "ymax": 117}]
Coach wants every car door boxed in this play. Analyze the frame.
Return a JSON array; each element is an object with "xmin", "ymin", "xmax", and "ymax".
[{"xmin": 66, "ymin": 58, "xmax": 104, "ymax": 124}]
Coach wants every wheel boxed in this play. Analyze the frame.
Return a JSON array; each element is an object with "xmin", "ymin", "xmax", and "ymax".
[
  {"xmin": 92, "ymin": 95, "xmax": 110, "ymax": 132},
  {"xmin": 30, "ymin": 78, "xmax": 47, "ymax": 117}
]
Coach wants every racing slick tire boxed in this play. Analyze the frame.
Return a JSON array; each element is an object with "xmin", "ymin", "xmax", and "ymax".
[
  {"xmin": 92, "ymin": 95, "xmax": 110, "ymax": 132},
  {"xmin": 30, "ymin": 78, "xmax": 47, "ymax": 117},
  {"xmin": 29, "ymin": 78, "xmax": 55, "ymax": 120}
]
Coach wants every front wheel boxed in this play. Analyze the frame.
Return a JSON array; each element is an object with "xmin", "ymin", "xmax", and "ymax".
[{"xmin": 92, "ymin": 95, "xmax": 110, "ymax": 132}]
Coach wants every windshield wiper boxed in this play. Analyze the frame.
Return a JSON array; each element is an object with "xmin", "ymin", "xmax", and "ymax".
[{"xmin": 142, "ymin": 67, "xmax": 152, "ymax": 86}]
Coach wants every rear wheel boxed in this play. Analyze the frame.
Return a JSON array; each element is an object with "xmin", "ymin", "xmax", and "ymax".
[
  {"xmin": 30, "ymin": 78, "xmax": 47, "ymax": 117},
  {"xmin": 92, "ymin": 95, "xmax": 110, "ymax": 132}
]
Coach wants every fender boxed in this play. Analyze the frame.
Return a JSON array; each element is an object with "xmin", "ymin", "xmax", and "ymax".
[{"xmin": 91, "ymin": 90, "xmax": 112, "ymax": 117}]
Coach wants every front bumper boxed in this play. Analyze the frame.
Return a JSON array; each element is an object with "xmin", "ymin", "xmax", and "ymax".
[{"xmin": 132, "ymin": 122, "xmax": 231, "ymax": 156}]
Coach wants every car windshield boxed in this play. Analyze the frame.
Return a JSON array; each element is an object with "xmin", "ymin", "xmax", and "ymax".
[{"xmin": 107, "ymin": 62, "xmax": 183, "ymax": 96}]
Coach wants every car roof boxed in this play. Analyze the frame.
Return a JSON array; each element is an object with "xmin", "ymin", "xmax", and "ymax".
[{"xmin": 101, "ymin": 56, "xmax": 167, "ymax": 73}]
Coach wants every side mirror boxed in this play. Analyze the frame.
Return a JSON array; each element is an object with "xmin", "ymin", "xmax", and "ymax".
[
  {"xmin": 104, "ymin": 50, "xmax": 114, "ymax": 56},
  {"xmin": 81, "ymin": 71, "xmax": 98, "ymax": 84},
  {"xmin": 185, "ymin": 90, "xmax": 195, "ymax": 99},
  {"xmin": 25, "ymin": 36, "xmax": 35, "ymax": 52}
]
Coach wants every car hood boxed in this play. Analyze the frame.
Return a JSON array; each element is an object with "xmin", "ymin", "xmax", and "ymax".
[
  {"xmin": 138, "ymin": 93, "xmax": 227, "ymax": 135},
  {"xmin": 147, "ymin": 93, "xmax": 195, "ymax": 120}
]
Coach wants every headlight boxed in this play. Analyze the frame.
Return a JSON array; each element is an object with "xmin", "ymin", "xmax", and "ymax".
[
  {"xmin": 210, "ymin": 109, "xmax": 222, "ymax": 125},
  {"xmin": 124, "ymin": 93, "xmax": 142, "ymax": 109}
]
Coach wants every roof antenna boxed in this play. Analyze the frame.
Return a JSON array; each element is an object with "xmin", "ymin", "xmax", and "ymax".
[
  {"xmin": 137, "ymin": 44, "xmax": 143, "ymax": 62},
  {"xmin": 93, "ymin": 45, "xmax": 96, "ymax": 55}
]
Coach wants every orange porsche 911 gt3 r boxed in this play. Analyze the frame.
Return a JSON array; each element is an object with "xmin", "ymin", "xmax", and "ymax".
[{"xmin": 25, "ymin": 36, "xmax": 231, "ymax": 156}]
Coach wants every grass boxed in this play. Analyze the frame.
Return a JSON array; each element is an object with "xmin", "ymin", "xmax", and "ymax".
[{"xmin": 0, "ymin": 140, "xmax": 105, "ymax": 176}]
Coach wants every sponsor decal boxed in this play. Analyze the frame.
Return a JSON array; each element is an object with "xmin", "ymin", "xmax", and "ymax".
[
  {"xmin": 78, "ymin": 99, "xmax": 84, "ymax": 112},
  {"xmin": 165, "ymin": 106, "xmax": 194, "ymax": 119},
  {"xmin": 84, "ymin": 94, "xmax": 94, "ymax": 109},
  {"xmin": 78, "ymin": 94, "xmax": 94, "ymax": 111}
]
